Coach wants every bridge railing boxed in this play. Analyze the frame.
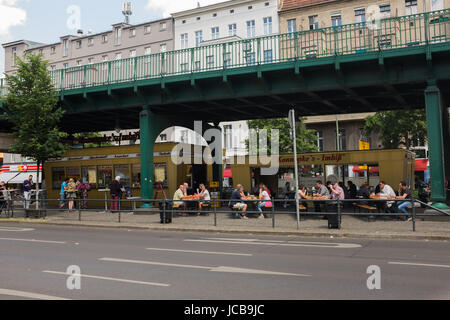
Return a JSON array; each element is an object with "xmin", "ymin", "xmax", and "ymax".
[{"xmin": 1, "ymin": 9, "xmax": 449, "ymax": 95}]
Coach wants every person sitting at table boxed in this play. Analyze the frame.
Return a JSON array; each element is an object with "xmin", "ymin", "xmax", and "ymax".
[
  {"xmin": 396, "ymin": 181, "xmax": 413, "ymax": 221},
  {"xmin": 173, "ymin": 185, "xmax": 186, "ymax": 215},
  {"xmin": 283, "ymin": 182, "xmax": 291, "ymax": 208},
  {"xmin": 314, "ymin": 180, "xmax": 330, "ymax": 213},
  {"xmin": 357, "ymin": 182, "xmax": 371, "ymax": 205},
  {"xmin": 298, "ymin": 184, "xmax": 309, "ymax": 211},
  {"xmin": 256, "ymin": 185, "xmax": 271, "ymax": 219},
  {"xmin": 229, "ymin": 184, "xmax": 248, "ymax": 219},
  {"xmin": 378, "ymin": 181, "xmax": 396, "ymax": 213},
  {"xmin": 183, "ymin": 183, "xmax": 189, "ymax": 196},
  {"xmin": 197, "ymin": 184, "xmax": 211, "ymax": 216}
]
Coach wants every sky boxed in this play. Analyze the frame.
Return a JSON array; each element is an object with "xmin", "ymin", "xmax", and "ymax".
[{"xmin": 0, "ymin": 0, "xmax": 225, "ymax": 73}]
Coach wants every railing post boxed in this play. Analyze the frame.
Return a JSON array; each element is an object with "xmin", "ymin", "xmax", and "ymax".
[
  {"xmin": 338, "ymin": 199, "xmax": 342, "ymax": 230},
  {"xmin": 294, "ymin": 32, "xmax": 299, "ymax": 60},
  {"xmin": 107, "ymin": 61, "xmax": 111, "ymax": 85},
  {"xmin": 118, "ymin": 198, "xmax": 121, "ymax": 223},
  {"xmin": 161, "ymin": 52, "xmax": 166, "ymax": 76},
  {"xmin": 272, "ymin": 200, "xmax": 275, "ymax": 229},
  {"xmin": 214, "ymin": 200, "xmax": 217, "ymax": 227},
  {"xmin": 257, "ymin": 38, "xmax": 261, "ymax": 65},
  {"xmin": 191, "ymin": 47, "xmax": 195, "ymax": 73},
  {"xmin": 60, "ymin": 69, "xmax": 64, "ymax": 91},
  {"xmin": 78, "ymin": 199, "xmax": 82, "ymax": 222},
  {"xmin": 412, "ymin": 196, "xmax": 416, "ymax": 232},
  {"xmin": 134, "ymin": 56, "xmax": 138, "ymax": 81},
  {"xmin": 222, "ymin": 43, "xmax": 227, "ymax": 70}
]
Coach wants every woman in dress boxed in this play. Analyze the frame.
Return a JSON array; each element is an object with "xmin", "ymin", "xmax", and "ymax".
[{"xmin": 66, "ymin": 178, "xmax": 77, "ymax": 213}]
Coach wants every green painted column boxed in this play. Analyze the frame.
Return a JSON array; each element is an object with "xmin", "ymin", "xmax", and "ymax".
[
  {"xmin": 139, "ymin": 106, "xmax": 157, "ymax": 208},
  {"xmin": 424, "ymin": 83, "xmax": 447, "ymax": 204}
]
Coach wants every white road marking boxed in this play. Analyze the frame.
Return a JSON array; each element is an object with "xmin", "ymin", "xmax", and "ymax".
[
  {"xmin": 43, "ymin": 271, "xmax": 170, "ymax": 287},
  {"xmin": 0, "ymin": 238, "xmax": 66, "ymax": 244},
  {"xmin": 0, "ymin": 288, "xmax": 69, "ymax": 300},
  {"xmin": 100, "ymin": 257, "xmax": 310, "ymax": 277},
  {"xmin": 388, "ymin": 262, "xmax": 450, "ymax": 269},
  {"xmin": 146, "ymin": 247, "xmax": 252, "ymax": 257},
  {"xmin": 0, "ymin": 227, "xmax": 35, "ymax": 232},
  {"xmin": 184, "ymin": 238, "xmax": 361, "ymax": 249}
]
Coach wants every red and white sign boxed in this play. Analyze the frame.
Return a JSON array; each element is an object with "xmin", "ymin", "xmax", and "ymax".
[{"xmin": 1, "ymin": 164, "xmax": 43, "ymax": 172}]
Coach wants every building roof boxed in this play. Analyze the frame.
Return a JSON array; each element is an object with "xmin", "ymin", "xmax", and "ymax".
[
  {"xmin": 171, "ymin": 0, "xmax": 266, "ymax": 18},
  {"xmin": 280, "ymin": 0, "xmax": 338, "ymax": 12}
]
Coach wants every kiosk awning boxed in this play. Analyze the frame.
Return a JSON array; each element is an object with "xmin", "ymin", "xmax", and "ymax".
[{"xmin": 415, "ymin": 159, "xmax": 428, "ymax": 171}]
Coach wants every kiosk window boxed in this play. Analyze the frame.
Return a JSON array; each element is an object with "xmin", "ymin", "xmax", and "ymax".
[
  {"xmin": 52, "ymin": 167, "xmax": 65, "ymax": 189},
  {"xmin": 98, "ymin": 165, "xmax": 113, "ymax": 189},
  {"xmin": 131, "ymin": 164, "xmax": 141, "ymax": 188},
  {"xmin": 155, "ymin": 163, "xmax": 168, "ymax": 187},
  {"xmin": 67, "ymin": 167, "xmax": 81, "ymax": 180},
  {"xmin": 114, "ymin": 165, "xmax": 130, "ymax": 188},
  {"xmin": 82, "ymin": 166, "xmax": 97, "ymax": 187}
]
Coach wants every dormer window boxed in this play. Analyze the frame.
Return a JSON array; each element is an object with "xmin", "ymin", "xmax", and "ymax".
[{"xmin": 76, "ymin": 40, "xmax": 82, "ymax": 49}]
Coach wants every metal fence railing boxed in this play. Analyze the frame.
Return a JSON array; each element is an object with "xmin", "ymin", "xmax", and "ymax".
[
  {"xmin": 1, "ymin": 196, "xmax": 448, "ymax": 233},
  {"xmin": 1, "ymin": 9, "xmax": 449, "ymax": 97}
]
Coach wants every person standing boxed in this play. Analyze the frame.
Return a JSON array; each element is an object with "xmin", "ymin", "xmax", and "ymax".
[
  {"xmin": 59, "ymin": 178, "xmax": 69, "ymax": 209},
  {"xmin": 77, "ymin": 181, "xmax": 91, "ymax": 209},
  {"xmin": 23, "ymin": 175, "xmax": 34, "ymax": 210},
  {"xmin": 66, "ymin": 178, "xmax": 77, "ymax": 213},
  {"xmin": 110, "ymin": 176, "xmax": 122, "ymax": 213}
]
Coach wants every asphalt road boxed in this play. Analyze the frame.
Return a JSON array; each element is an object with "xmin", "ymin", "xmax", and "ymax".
[{"xmin": 0, "ymin": 223, "xmax": 449, "ymax": 300}]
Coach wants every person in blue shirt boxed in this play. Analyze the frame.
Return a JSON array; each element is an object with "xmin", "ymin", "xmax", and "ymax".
[
  {"xmin": 229, "ymin": 184, "xmax": 248, "ymax": 219},
  {"xmin": 59, "ymin": 178, "xmax": 69, "ymax": 209},
  {"xmin": 23, "ymin": 175, "xmax": 33, "ymax": 210}
]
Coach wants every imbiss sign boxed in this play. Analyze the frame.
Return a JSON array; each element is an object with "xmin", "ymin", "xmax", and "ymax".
[{"xmin": 279, "ymin": 153, "xmax": 347, "ymax": 165}]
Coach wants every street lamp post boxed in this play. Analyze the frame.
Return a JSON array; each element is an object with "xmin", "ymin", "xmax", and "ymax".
[{"xmin": 289, "ymin": 109, "xmax": 300, "ymax": 230}]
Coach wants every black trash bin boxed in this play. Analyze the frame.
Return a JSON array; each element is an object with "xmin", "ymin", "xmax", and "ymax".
[{"xmin": 159, "ymin": 201, "xmax": 172, "ymax": 224}]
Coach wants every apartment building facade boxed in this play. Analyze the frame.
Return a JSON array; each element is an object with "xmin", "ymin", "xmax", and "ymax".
[
  {"xmin": 279, "ymin": 0, "xmax": 449, "ymax": 33},
  {"xmin": 2, "ymin": 18, "xmax": 174, "ymax": 75}
]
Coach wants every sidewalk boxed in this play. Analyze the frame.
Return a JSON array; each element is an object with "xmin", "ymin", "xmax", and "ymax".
[{"xmin": 1, "ymin": 208, "xmax": 450, "ymax": 241}]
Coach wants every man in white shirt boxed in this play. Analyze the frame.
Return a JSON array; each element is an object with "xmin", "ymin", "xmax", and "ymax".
[{"xmin": 379, "ymin": 181, "xmax": 396, "ymax": 213}]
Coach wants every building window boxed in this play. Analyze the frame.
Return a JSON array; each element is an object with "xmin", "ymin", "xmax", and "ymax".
[
  {"xmin": 160, "ymin": 22, "xmax": 167, "ymax": 31},
  {"xmin": 316, "ymin": 131, "xmax": 324, "ymax": 152},
  {"xmin": 180, "ymin": 33, "xmax": 188, "ymax": 49},
  {"xmin": 287, "ymin": 19, "xmax": 297, "ymax": 33},
  {"xmin": 160, "ymin": 44, "xmax": 167, "ymax": 52},
  {"xmin": 103, "ymin": 55, "xmax": 108, "ymax": 62},
  {"xmin": 213, "ymin": 13, "xmax": 217, "ymax": 17},
  {"xmin": 336, "ymin": 129, "xmax": 346, "ymax": 151},
  {"xmin": 195, "ymin": 31, "xmax": 203, "ymax": 47},
  {"xmin": 51, "ymin": 65, "xmax": 56, "ymax": 71},
  {"xmin": 76, "ymin": 60, "xmax": 82, "ymax": 66},
  {"xmin": 145, "ymin": 47, "xmax": 151, "ymax": 63},
  {"xmin": 51, "ymin": 46, "xmax": 56, "ymax": 54},
  {"xmin": 63, "ymin": 63, "xmax": 69, "ymax": 69},
  {"xmin": 264, "ymin": 50, "xmax": 272, "ymax": 63},
  {"xmin": 379, "ymin": 4, "xmax": 391, "ymax": 17},
  {"xmin": 12, "ymin": 47, "xmax": 17, "ymax": 66},
  {"xmin": 88, "ymin": 38, "xmax": 94, "ymax": 46},
  {"xmin": 263, "ymin": 17, "xmax": 273, "ymax": 35},
  {"xmin": 431, "ymin": 0, "xmax": 444, "ymax": 11},
  {"xmin": 211, "ymin": 27, "xmax": 219, "ymax": 40},
  {"xmin": 405, "ymin": 0, "xmax": 418, "ymax": 14},
  {"xmin": 63, "ymin": 40, "xmax": 68, "ymax": 56},
  {"xmin": 230, "ymin": 9, "xmax": 234, "ymax": 14},
  {"xmin": 331, "ymin": 14, "xmax": 342, "ymax": 27},
  {"xmin": 102, "ymin": 34, "xmax": 108, "ymax": 43},
  {"xmin": 309, "ymin": 15, "xmax": 319, "ymax": 30},
  {"xmin": 248, "ymin": 6, "xmax": 253, "ymax": 10},
  {"xmin": 247, "ymin": 20, "xmax": 256, "ymax": 38},
  {"xmin": 145, "ymin": 25, "xmax": 151, "ymax": 34},
  {"xmin": 115, "ymin": 27, "xmax": 122, "ymax": 45},
  {"xmin": 355, "ymin": 8, "xmax": 366, "ymax": 23},
  {"xmin": 116, "ymin": 53, "xmax": 122, "ymax": 60},
  {"xmin": 246, "ymin": 52, "xmax": 256, "ymax": 66},
  {"xmin": 224, "ymin": 125, "xmax": 232, "ymax": 149},
  {"xmin": 160, "ymin": 134, "xmax": 167, "ymax": 142},
  {"xmin": 206, "ymin": 55, "xmax": 214, "ymax": 67},
  {"xmin": 129, "ymin": 49, "xmax": 136, "ymax": 58},
  {"xmin": 228, "ymin": 24, "xmax": 237, "ymax": 36},
  {"xmin": 115, "ymin": 53, "xmax": 122, "ymax": 67},
  {"xmin": 224, "ymin": 52, "xmax": 231, "ymax": 68},
  {"xmin": 129, "ymin": 28, "xmax": 136, "ymax": 37},
  {"xmin": 197, "ymin": 17, "xmax": 201, "ymax": 21},
  {"xmin": 76, "ymin": 40, "xmax": 82, "ymax": 49}
]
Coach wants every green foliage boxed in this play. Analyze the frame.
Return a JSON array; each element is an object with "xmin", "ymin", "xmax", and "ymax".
[
  {"xmin": 364, "ymin": 110, "xmax": 427, "ymax": 149},
  {"xmin": 3, "ymin": 53, "xmax": 68, "ymax": 164},
  {"xmin": 247, "ymin": 117, "xmax": 318, "ymax": 154}
]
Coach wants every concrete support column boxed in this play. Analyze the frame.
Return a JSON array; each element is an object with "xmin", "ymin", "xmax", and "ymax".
[
  {"xmin": 139, "ymin": 106, "xmax": 157, "ymax": 208},
  {"xmin": 424, "ymin": 82, "xmax": 447, "ymax": 204}
]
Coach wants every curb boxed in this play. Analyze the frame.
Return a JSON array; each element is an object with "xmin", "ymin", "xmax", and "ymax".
[{"xmin": 1, "ymin": 219, "xmax": 449, "ymax": 241}]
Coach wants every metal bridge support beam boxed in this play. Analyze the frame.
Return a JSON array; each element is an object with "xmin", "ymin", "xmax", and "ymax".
[
  {"xmin": 424, "ymin": 82, "xmax": 447, "ymax": 206},
  {"xmin": 139, "ymin": 106, "xmax": 160, "ymax": 208}
]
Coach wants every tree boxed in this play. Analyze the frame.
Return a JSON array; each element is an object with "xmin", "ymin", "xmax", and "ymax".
[
  {"xmin": 364, "ymin": 110, "xmax": 427, "ymax": 150},
  {"xmin": 247, "ymin": 117, "xmax": 318, "ymax": 154},
  {"xmin": 3, "ymin": 53, "xmax": 68, "ymax": 209}
]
